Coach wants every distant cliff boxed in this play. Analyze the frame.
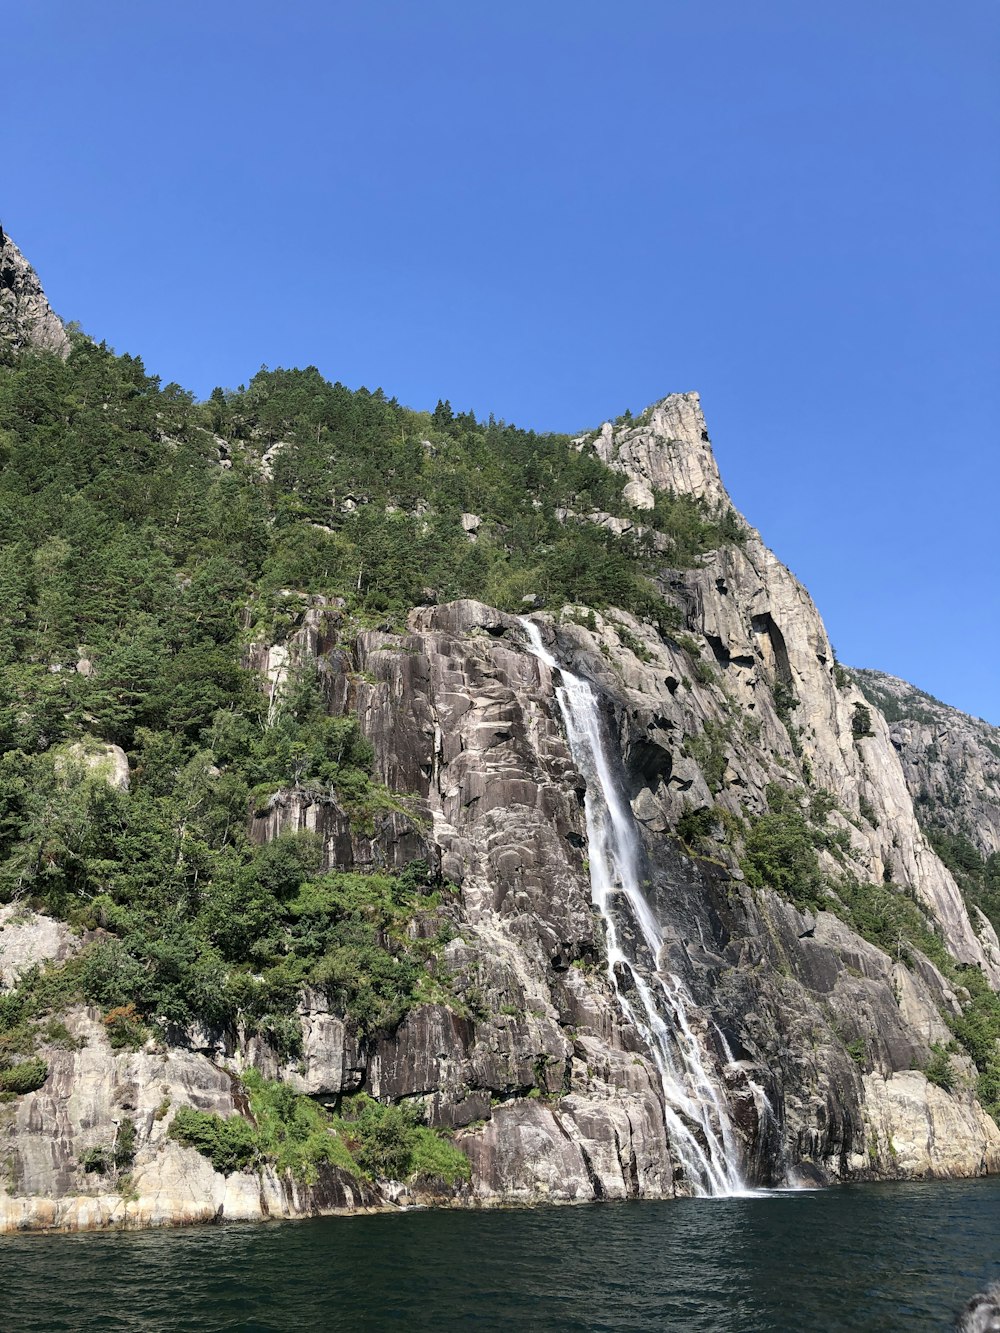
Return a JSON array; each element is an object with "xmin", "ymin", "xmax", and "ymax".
[{"xmin": 856, "ymin": 668, "xmax": 1000, "ymax": 940}]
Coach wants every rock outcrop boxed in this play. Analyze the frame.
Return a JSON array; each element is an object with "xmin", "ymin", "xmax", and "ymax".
[
  {"xmin": 0, "ymin": 905, "xmax": 78, "ymax": 988},
  {"xmin": 57, "ymin": 741, "xmax": 131, "ymax": 792},
  {"xmin": 583, "ymin": 393, "xmax": 731, "ymax": 511},
  {"xmin": 856, "ymin": 668, "xmax": 1000, "ymax": 861},
  {"xmin": 0, "ymin": 1005, "xmax": 383, "ymax": 1232},
  {"xmin": 0, "ymin": 226, "xmax": 70, "ymax": 358}
]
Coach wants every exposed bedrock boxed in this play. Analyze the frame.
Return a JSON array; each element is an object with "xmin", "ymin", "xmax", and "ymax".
[
  {"xmin": 0, "ymin": 226, "xmax": 70, "ymax": 358},
  {"xmin": 857, "ymin": 667, "xmax": 1000, "ymax": 861},
  {"xmin": 242, "ymin": 590, "xmax": 1000, "ymax": 1196}
]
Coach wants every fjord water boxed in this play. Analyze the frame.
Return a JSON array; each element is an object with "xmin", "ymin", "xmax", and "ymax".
[
  {"xmin": 3, "ymin": 1179, "xmax": 998, "ymax": 1331},
  {"xmin": 520, "ymin": 619, "xmax": 744, "ymax": 1195}
]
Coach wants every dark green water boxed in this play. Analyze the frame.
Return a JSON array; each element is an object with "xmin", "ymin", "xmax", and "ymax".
[{"xmin": 2, "ymin": 1179, "xmax": 998, "ymax": 1331}]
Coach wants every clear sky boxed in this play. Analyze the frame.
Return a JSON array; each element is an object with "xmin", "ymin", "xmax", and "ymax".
[{"xmin": 5, "ymin": 1, "xmax": 998, "ymax": 721}]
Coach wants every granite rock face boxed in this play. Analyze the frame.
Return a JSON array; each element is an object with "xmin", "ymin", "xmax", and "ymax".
[
  {"xmin": 58, "ymin": 741, "xmax": 131, "ymax": 792},
  {"xmin": 225, "ymin": 579, "xmax": 1000, "ymax": 1197},
  {"xmin": 856, "ymin": 668, "xmax": 1000, "ymax": 861},
  {"xmin": 2, "ymin": 394, "xmax": 998, "ymax": 1231},
  {"xmin": 0, "ymin": 1005, "xmax": 383, "ymax": 1232},
  {"xmin": 0, "ymin": 227, "xmax": 70, "ymax": 358},
  {"xmin": 576, "ymin": 399, "xmax": 998, "ymax": 984},
  {"xmin": 583, "ymin": 393, "xmax": 730, "ymax": 511},
  {"xmin": 0, "ymin": 905, "xmax": 79, "ymax": 988}
]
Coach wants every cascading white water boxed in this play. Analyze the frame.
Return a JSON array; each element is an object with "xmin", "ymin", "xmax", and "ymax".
[{"xmin": 521, "ymin": 618, "xmax": 745, "ymax": 1197}]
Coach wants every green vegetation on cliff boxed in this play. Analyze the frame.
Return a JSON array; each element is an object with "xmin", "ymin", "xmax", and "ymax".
[
  {"xmin": 0, "ymin": 839, "xmax": 449, "ymax": 1056},
  {"xmin": 168, "ymin": 1073, "xmax": 469, "ymax": 1186},
  {"xmin": 739, "ymin": 782, "xmax": 1000, "ymax": 1121},
  {"xmin": 0, "ymin": 337, "xmax": 745, "ymax": 1048}
]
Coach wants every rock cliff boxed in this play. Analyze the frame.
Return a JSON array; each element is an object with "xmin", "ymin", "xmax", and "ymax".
[
  {"xmin": 2, "ymin": 382, "xmax": 998, "ymax": 1230},
  {"xmin": 0, "ymin": 226, "xmax": 70, "ymax": 358},
  {"xmin": 576, "ymin": 399, "xmax": 1000, "ymax": 985},
  {"xmin": 856, "ymin": 668, "xmax": 1000, "ymax": 861}
]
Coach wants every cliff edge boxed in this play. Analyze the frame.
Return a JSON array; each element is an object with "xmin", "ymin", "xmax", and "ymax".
[{"xmin": 0, "ymin": 225, "xmax": 70, "ymax": 358}]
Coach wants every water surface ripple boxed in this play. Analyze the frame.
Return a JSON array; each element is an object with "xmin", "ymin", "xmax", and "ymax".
[{"xmin": 2, "ymin": 1179, "xmax": 998, "ymax": 1331}]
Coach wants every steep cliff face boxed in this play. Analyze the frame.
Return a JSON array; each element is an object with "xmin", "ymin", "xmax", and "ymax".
[
  {"xmin": 0, "ymin": 226, "xmax": 70, "ymax": 358},
  {"xmin": 176, "ymin": 584, "xmax": 1000, "ymax": 1195},
  {"xmin": 857, "ymin": 668, "xmax": 1000, "ymax": 862},
  {"xmin": 851, "ymin": 668, "xmax": 1000, "ymax": 961},
  {"xmin": 578, "ymin": 399, "xmax": 999, "ymax": 979},
  {"xmin": 2, "ymin": 392, "xmax": 999, "ymax": 1232},
  {"xmin": 585, "ymin": 393, "xmax": 731, "ymax": 511}
]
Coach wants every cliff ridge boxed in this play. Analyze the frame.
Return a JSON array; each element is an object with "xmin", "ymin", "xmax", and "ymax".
[{"xmin": 0, "ymin": 226, "xmax": 70, "ymax": 358}]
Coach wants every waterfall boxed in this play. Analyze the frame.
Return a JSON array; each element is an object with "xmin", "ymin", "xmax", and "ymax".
[{"xmin": 521, "ymin": 618, "xmax": 745, "ymax": 1197}]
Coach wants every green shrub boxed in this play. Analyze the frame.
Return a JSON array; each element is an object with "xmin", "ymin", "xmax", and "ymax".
[
  {"xmin": 169, "ymin": 1073, "xmax": 362, "ymax": 1182},
  {"xmin": 80, "ymin": 1145, "xmax": 112, "ymax": 1174},
  {"xmin": 832, "ymin": 878, "xmax": 949, "ymax": 970},
  {"xmin": 846, "ymin": 1038, "xmax": 866, "ymax": 1067},
  {"xmin": 40, "ymin": 1018, "xmax": 81, "ymax": 1049},
  {"xmin": 115, "ymin": 1116, "xmax": 137, "ymax": 1171},
  {"xmin": 742, "ymin": 802, "xmax": 826, "ymax": 911},
  {"xmin": 772, "ymin": 682, "xmax": 804, "ymax": 757},
  {"xmin": 352, "ymin": 1099, "xmax": 417, "ymax": 1180},
  {"xmin": 851, "ymin": 704, "xmax": 874, "ymax": 738},
  {"xmin": 79, "ymin": 941, "xmax": 151, "ymax": 1013},
  {"xmin": 170, "ymin": 1073, "xmax": 471, "ymax": 1187},
  {"xmin": 687, "ymin": 719, "xmax": 733, "ymax": 795},
  {"xmin": 858, "ymin": 795, "xmax": 879, "ymax": 828},
  {"xmin": 566, "ymin": 607, "xmax": 597, "ymax": 633},
  {"xmin": 670, "ymin": 632, "xmax": 702, "ymax": 658},
  {"xmin": 647, "ymin": 491, "xmax": 745, "ymax": 566},
  {"xmin": 611, "ymin": 620, "xmax": 651, "ymax": 663},
  {"xmin": 409, "ymin": 1127, "xmax": 472, "ymax": 1185},
  {"xmin": 0, "ymin": 960, "xmax": 87, "ymax": 1075},
  {"xmin": 0, "ymin": 1057, "xmax": 48, "ymax": 1095},
  {"xmin": 977, "ymin": 1065, "xmax": 1000, "ymax": 1123},
  {"xmin": 335, "ymin": 1093, "xmax": 470, "ymax": 1184},
  {"xmin": 773, "ymin": 681, "xmax": 799, "ymax": 727},
  {"xmin": 924, "ymin": 1044, "xmax": 954, "ymax": 1091},
  {"xmin": 691, "ymin": 657, "xmax": 717, "ymax": 687},
  {"xmin": 168, "ymin": 1106, "xmax": 259, "ymax": 1174},
  {"xmin": 677, "ymin": 805, "xmax": 715, "ymax": 848},
  {"xmin": 103, "ymin": 1004, "xmax": 146, "ymax": 1050},
  {"xmin": 242, "ymin": 1069, "xmax": 357, "ymax": 1181},
  {"xmin": 809, "ymin": 789, "xmax": 837, "ymax": 823}
]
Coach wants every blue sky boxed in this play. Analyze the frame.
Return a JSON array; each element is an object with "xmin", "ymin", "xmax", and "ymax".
[{"xmin": 6, "ymin": 1, "xmax": 999, "ymax": 720}]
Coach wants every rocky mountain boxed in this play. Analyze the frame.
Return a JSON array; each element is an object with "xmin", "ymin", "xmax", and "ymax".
[
  {"xmin": 856, "ymin": 669, "xmax": 1000, "ymax": 861},
  {"xmin": 856, "ymin": 668, "xmax": 1000, "ymax": 939},
  {"xmin": 0, "ymin": 226, "xmax": 70, "ymax": 358},
  {"xmin": 1, "ymin": 235, "xmax": 998, "ymax": 1232}
]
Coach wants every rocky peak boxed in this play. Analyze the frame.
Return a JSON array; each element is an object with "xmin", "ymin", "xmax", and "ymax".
[
  {"xmin": 0, "ymin": 225, "xmax": 70, "ymax": 358},
  {"xmin": 580, "ymin": 391, "xmax": 732, "ymax": 512}
]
